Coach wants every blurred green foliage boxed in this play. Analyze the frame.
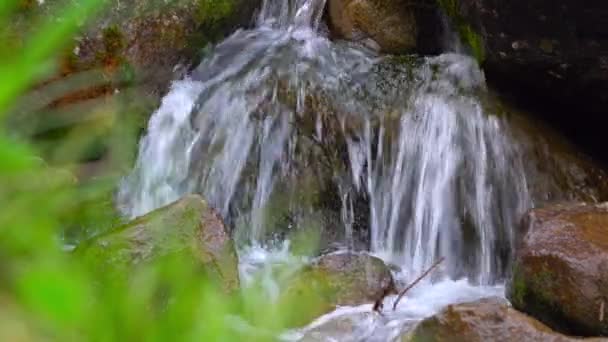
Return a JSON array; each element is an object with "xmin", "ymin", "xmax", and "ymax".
[{"xmin": 0, "ymin": 0, "xmax": 324, "ymax": 340}]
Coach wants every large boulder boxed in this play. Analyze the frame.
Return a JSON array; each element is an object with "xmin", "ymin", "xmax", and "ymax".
[
  {"xmin": 278, "ymin": 252, "xmax": 396, "ymax": 327},
  {"xmin": 327, "ymin": 0, "xmax": 443, "ymax": 54},
  {"xmin": 69, "ymin": 0, "xmax": 260, "ymax": 95},
  {"xmin": 77, "ymin": 195, "xmax": 239, "ymax": 292},
  {"xmin": 440, "ymin": 0, "xmax": 608, "ymax": 161},
  {"xmin": 507, "ymin": 203, "xmax": 608, "ymax": 336},
  {"xmin": 15, "ymin": 0, "xmax": 260, "ymax": 95},
  {"xmin": 406, "ymin": 298, "xmax": 604, "ymax": 341}
]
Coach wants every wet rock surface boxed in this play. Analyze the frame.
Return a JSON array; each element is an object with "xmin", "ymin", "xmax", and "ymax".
[
  {"xmin": 298, "ymin": 312, "xmax": 377, "ymax": 341},
  {"xmin": 406, "ymin": 297, "xmax": 605, "ymax": 342},
  {"xmin": 327, "ymin": 0, "xmax": 443, "ymax": 54},
  {"xmin": 279, "ymin": 252, "xmax": 396, "ymax": 327},
  {"xmin": 78, "ymin": 195, "xmax": 240, "ymax": 292},
  {"xmin": 442, "ymin": 0, "xmax": 608, "ymax": 162},
  {"xmin": 507, "ymin": 203, "xmax": 608, "ymax": 336}
]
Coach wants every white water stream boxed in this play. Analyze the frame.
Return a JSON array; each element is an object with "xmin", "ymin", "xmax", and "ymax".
[{"xmin": 117, "ymin": 0, "xmax": 601, "ymax": 340}]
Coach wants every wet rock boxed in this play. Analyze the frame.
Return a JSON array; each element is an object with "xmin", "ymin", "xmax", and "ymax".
[
  {"xmin": 327, "ymin": 0, "xmax": 443, "ymax": 54},
  {"xmin": 507, "ymin": 203, "xmax": 608, "ymax": 336},
  {"xmin": 279, "ymin": 252, "xmax": 396, "ymax": 327},
  {"xmin": 77, "ymin": 194, "xmax": 239, "ymax": 292},
  {"xmin": 481, "ymin": 91, "xmax": 608, "ymax": 204},
  {"xmin": 406, "ymin": 297, "xmax": 604, "ymax": 341},
  {"xmin": 441, "ymin": 0, "xmax": 608, "ymax": 162},
  {"xmin": 299, "ymin": 312, "xmax": 377, "ymax": 341}
]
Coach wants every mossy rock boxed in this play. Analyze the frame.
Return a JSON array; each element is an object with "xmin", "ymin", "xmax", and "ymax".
[
  {"xmin": 277, "ymin": 252, "xmax": 396, "ymax": 327},
  {"xmin": 68, "ymin": 0, "xmax": 261, "ymax": 95},
  {"xmin": 76, "ymin": 194, "xmax": 240, "ymax": 292}
]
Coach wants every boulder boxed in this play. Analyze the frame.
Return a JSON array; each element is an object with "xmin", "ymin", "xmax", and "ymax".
[
  {"xmin": 327, "ymin": 0, "xmax": 443, "ymax": 54},
  {"xmin": 440, "ymin": 0, "xmax": 608, "ymax": 161},
  {"xmin": 278, "ymin": 252, "xmax": 396, "ymax": 327},
  {"xmin": 66, "ymin": 0, "xmax": 261, "ymax": 96},
  {"xmin": 507, "ymin": 203, "xmax": 608, "ymax": 336},
  {"xmin": 405, "ymin": 297, "xmax": 605, "ymax": 341},
  {"xmin": 299, "ymin": 312, "xmax": 376, "ymax": 342},
  {"xmin": 77, "ymin": 195, "xmax": 239, "ymax": 292}
]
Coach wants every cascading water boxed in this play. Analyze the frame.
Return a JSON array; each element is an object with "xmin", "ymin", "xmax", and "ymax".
[{"xmin": 118, "ymin": 0, "xmax": 600, "ymax": 339}]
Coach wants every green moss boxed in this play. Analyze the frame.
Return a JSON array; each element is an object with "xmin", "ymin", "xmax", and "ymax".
[
  {"xmin": 195, "ymin": 0, "xmax": 235, "ymax": 24},
  {"xmin": 461, "ymin": 25, "xmax": 485, "ymax": 63},
  {"xmin": 101, "ymin": 25, "xmax": 125, "ymax": 56},
  {"xmin": 529, "ymin": 266, "xmax": 560, "ymax": 308},
  {"xmin": 511, "ymin": 266, "xmax": 527, "ymax": 307},
  {"xmin": 95, "ymin": 25, "xmax": 126, "ymax": 68},
  {"xmin": 438, "ymin": 0, "xmax": 458, "ymax": 18},
  {"xmin": 436, "ymin": 0, "xmax": 486, "ymax": 63}
]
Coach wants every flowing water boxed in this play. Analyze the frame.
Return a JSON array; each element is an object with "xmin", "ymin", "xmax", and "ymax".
[{"xmin": 118, "ymin": 0, "xmax": 605, "ymax": 340}]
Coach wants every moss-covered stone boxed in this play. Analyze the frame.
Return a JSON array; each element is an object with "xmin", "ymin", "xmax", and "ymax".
[
  {"xmin": 76, "ymin": 195, "xmax": 240, "ymax": 292},
  {"xmin": 277, "ymin": 252, "xmax": 396, "ymax": 327}
]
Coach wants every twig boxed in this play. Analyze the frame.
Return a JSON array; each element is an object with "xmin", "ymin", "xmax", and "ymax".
[
  {"xmin": 392, "ymin": 257, "xmax": 445, "ymax": 311},
  {"xmin": 373, "ymin": 286, "xmax": 394, "ymax": 315}
]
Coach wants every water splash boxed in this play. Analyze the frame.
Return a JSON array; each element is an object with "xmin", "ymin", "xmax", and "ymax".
[
  {"xmin": 363, "ymin": 55, "xmax": 531, "ymax": 284},
  {"xmin": 119, "ymin": 0, "xmax": 375, "ymax": 245}
]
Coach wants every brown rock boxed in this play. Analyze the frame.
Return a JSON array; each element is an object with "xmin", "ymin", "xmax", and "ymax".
[
  {"xmin": 327, "ymin": 0, "xmax": 442, "ymax": 54},
  {"xmin": 406, "ymin": 297, "xmax": 605, "ymax": 341},
  {"xmin": 507, "ymin": 203, "xmax": 608, "ymax": 336}
]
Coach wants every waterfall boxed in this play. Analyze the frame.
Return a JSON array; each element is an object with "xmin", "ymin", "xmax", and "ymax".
[
  {"xmin": 119, "ymin": 0, "xmax": 565, "ymax": 288},
  {"xmin": 363, "ymin": 55, "xmax": 531, "ymax": 283}
]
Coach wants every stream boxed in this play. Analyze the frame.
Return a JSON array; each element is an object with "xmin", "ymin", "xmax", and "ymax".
[{"xmin": 117, "ymin": 0, "xmax": 606, "ymax": 340}]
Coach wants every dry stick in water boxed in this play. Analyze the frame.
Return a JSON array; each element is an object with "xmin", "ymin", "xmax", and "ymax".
[{"xmin": 392, "ymin": 257, "xmax": 445, "ymax": 311}]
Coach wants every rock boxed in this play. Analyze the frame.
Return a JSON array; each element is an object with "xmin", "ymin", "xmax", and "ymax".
[
  {"xmin": 77, "ymin": 195, "xmax": 239, "ymax": 292},
  {"xmin": 278, "ymin": 252, "xmax": 396, "ymax": 327},
  {"xmin": 327, "ymin": 0, "xmax": 443, "ymax": 54},
  {"xmin": 440, "ymin": 0, "xmax": 608, "ymax": 162},
  {"xmin": 483, "ymin": 91, "xmax": 608, "ymax": 204},
  {"xmin": 507, "ymin": 203, "xmax": 608, "ymax": 336},
  {"xmin": 68, "ymin": 0, "xmax": 261, "ymax": 96},
  {"xmin": 406, "ymin": 297, "xmax": 604, "ymax": 341},
  {"xmin": 299, "ymin": 312, "xmax": 377, "ymax": 342}
]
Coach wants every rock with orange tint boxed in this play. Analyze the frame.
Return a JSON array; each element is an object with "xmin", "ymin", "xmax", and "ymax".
[
  {"xmin": 406, "ymin": 298, "xmax": 605, "ymax": 342},
  {"xmin": 327, "ymin": 0, "xmax": 442, "ymax": 54},
  {"xmin": 507, "ymin": 203, "xmax": 608, "ymax": 337}
]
